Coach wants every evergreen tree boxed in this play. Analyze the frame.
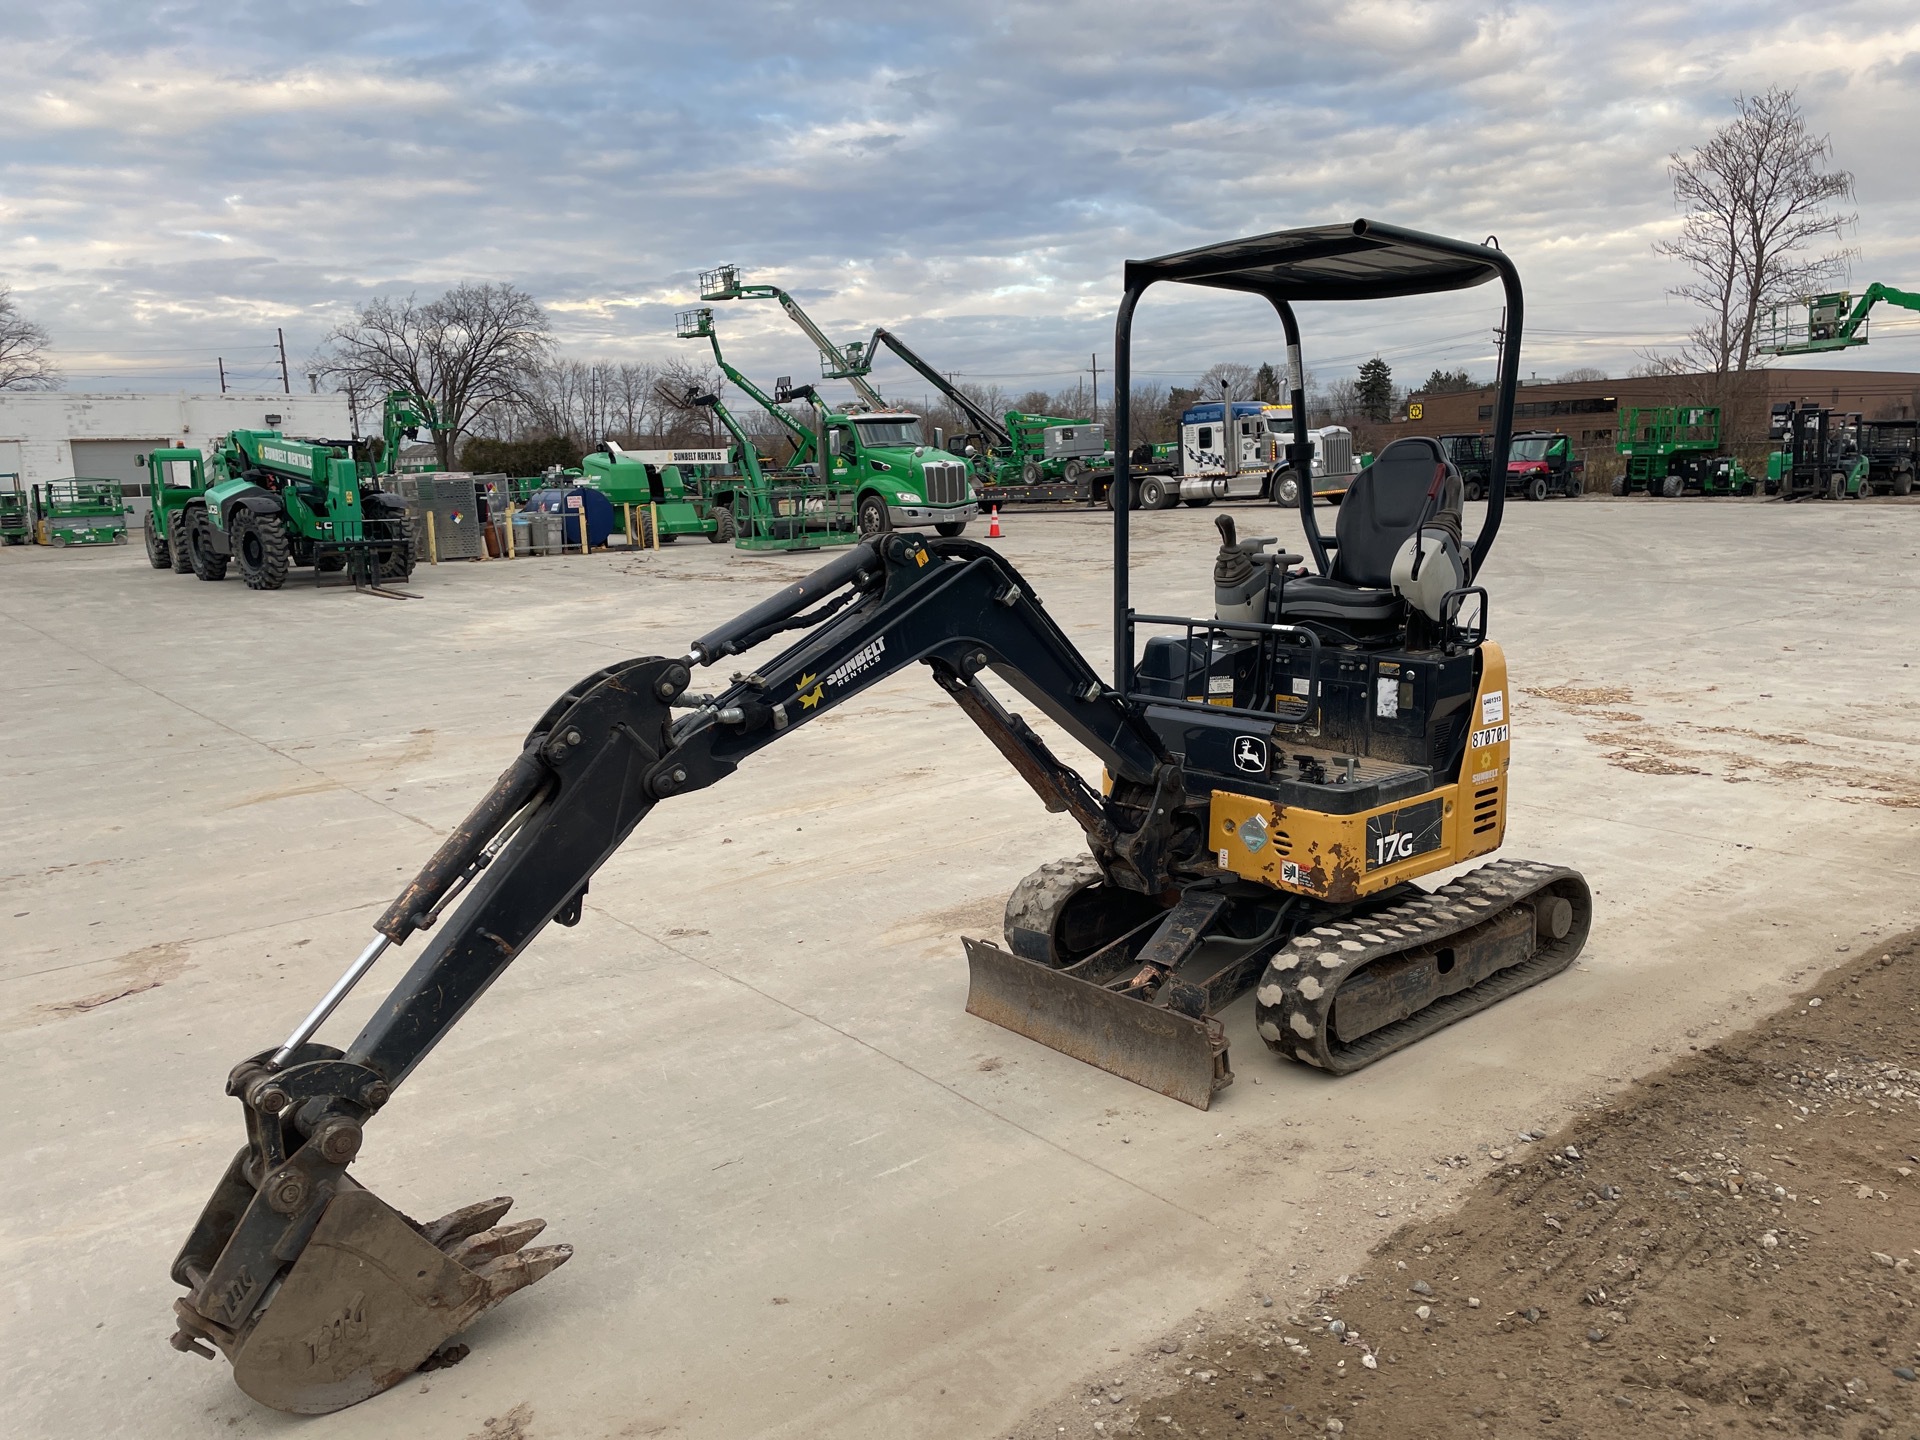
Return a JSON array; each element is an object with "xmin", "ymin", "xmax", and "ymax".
[
  {"xmin": 1252, "ymin": 361, "xmax": 1280, "ymax": 402},
  {"xmin": 1356, "ymin": 356, "xmax": 1394, "ymax": 421}
]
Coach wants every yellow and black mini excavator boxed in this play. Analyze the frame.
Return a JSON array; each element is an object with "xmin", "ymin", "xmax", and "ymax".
[{"xmin": 170, "ymin": 220, "xmax": 1591, "ymax": 1413}]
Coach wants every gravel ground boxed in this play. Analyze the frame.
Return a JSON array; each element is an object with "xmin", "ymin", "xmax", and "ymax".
[{"xmin": 1021, "ymin": 927, "xmax": 1920, "ymax": 1439}]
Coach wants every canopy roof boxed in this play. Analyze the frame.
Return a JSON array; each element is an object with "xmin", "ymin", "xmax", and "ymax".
[{"xmin": 1125, "ymin": 219, "xmax": 1510, "ymax": 303}]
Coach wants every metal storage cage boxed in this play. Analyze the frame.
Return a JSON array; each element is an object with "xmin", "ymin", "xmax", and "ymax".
[{"xmin": 393, "ymin": 474, "xmax": 485, "ymax": 560}]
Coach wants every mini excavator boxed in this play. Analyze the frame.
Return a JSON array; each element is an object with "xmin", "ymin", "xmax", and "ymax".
[{"xmin": 170, "ymin": 221, "xmax": 1592, "ymax": 1413}]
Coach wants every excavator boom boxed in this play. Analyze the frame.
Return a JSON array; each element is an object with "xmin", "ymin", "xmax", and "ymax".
[{"xmin": 170, "ymin": 534, "xmax": 1180, "ymax": 1413}]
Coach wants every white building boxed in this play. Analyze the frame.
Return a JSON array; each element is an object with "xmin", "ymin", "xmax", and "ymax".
[{"xmin": 0, "ymin": 392, "xmax": 354, "ymax": 522}]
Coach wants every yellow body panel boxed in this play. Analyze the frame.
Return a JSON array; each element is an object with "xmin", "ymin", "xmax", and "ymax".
[{"xmin": 1209, "ymin": 645, "xmax": 1511, "ymax": 903}]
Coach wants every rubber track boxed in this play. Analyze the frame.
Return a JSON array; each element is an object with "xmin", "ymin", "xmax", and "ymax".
[
  {"xmin": 1002, "ymin": 854, "xmax": 1102, "ymax": 966},
  {"xmin": 1255, "ymin": 858, "xmax": 1592, "ymax": 1075}
]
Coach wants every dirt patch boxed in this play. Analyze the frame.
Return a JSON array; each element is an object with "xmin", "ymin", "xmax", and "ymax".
[
  {"xmin": 470, "ymin": 1403, "xmax": 534, "ymax": 1439},
  {"xmin": 1525, "ymin": 683, "xmax": 1635, "ymax": 708},
  {"xmin": 1043, "ymin": 930, "xmax": 1920, "ymax": 1438},
  {"xmin": 877, "ymin": 894, "xmax": 1007, "ymax": 947},
  {"xmin": 37, "ymin": 941, "xmax": 190, "ymax": 1020}
]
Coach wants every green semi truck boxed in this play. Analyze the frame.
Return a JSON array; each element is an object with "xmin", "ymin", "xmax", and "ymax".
[
  {"xmin": 676, "ymin": 302, "xmax": 974, "ymax": 536},
  {"xmin": 172, "ymin": 429, "xmax": 413, "ymax": 588}
]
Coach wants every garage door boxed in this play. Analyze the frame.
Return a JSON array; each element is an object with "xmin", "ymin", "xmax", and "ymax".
[
  {"xmin": 0, "ymin": 441, "xmax": 20, "ymax": 486},
  {"xmin": 70, "ymin": 439, "xmax": 174, "ymax": 523}
]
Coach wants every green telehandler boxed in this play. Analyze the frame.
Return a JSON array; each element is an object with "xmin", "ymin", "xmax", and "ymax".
[
  {"xmin": 141, "ymin": 448, "xmax": 209, "ymax": 572},
  {"xmin": 180, "ymin": 430, "xmax": 414, "ymax": 589}
]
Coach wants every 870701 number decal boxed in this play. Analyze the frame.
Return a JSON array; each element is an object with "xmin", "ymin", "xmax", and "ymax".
[{"xmin": 1364, "ymin": 797, "xmax": 1445, "ymax": 871}]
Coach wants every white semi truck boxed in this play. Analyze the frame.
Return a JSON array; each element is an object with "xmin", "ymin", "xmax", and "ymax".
[{"xmin": 1167, "ymin": 399, "xmax": 1356, "ymax": 507}]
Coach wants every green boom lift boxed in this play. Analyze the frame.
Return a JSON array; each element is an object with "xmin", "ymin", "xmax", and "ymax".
[
  {"xmin": 683, "ymin": 382, "xmax": 859, "ymax": 551},
  {"xmin": 180, "ymin": 429, "xmax": 414, "ymax": 589},
  {"xmin": 381, "ymin": 390, "xmax": 446, "ymax": 475},
  {"xmin": 1759, "ymin": 283, "xmax": 1920, "ymax": 356},
  {"xmin": 675, "ymin": 308, "xmax": 818, "ymax": 467},
  {"xmin": 699, "ymin": 265, "xmax": 887, "ymax": 410},
  {"xmin": 578, "ymin": 443, "xmax": 741, "ymax": 546}
]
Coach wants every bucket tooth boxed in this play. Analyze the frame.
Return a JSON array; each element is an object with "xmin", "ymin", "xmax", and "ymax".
[{"xmin": 195, "ymin": 1187, "xmax": 569, "ymax": 1415}]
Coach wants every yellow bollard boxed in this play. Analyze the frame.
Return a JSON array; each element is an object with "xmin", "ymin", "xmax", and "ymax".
[
  {"xmin": 426, "ymin": 509, "xmax": 438, "ymax": 565},
  {"xmin": 650, "ymin": 501, "xmax": 660, "ymax": 552},
  {"xmin": 505, "ymin": 503, "xmax": 516, "ymax": 558},
  {"xmin": 624, "ymin": 503, "xmax": 634, "ymax": 547}
]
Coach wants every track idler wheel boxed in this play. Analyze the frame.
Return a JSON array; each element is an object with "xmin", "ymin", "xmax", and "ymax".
[{"xmin": 172, "ymin": 1183, "xmax": 569, "ymax": 1414}]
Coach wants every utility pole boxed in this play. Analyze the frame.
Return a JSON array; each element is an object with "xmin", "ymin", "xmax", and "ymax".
[
  {"xmin": 277, "ymin": 328, "xmax": 291, "ymax": 394},
  {"xmin": 1089, "ymin": 353, "xmax": 1100, "ymax": 419},
  {"xmin": 217, "ymin": 358, "xmax": 227, "ymax": 394}
]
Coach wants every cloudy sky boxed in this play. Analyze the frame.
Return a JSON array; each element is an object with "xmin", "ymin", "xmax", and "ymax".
[{"xmin": 4, "ymin": 0, "xmax": 1917, "ymax": 404}]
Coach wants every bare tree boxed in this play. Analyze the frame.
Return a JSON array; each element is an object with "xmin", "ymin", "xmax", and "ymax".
[
  {"xmin": 1555, "ymin": 366, "xmax": 1610, "ymax": 383},
  {"xmin": 1657, "ymin": 87, "xmax": 1854, "ymax": 373},
  {"xmin": 0, "ymin": 287, "xmax": 61, "ymax": 390},
  {"xmin": 315, "ymin": 281, "xmax": 554, "ymax": 467},
  {"xmin": 1197, "ymin": 361, "xmax": 1257, "ymax": 398}
]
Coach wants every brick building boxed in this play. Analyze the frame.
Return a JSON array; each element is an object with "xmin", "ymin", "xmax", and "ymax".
[{"xmin": 1365, "ymin": 368, "xmax": 1920, "ymax": 483}]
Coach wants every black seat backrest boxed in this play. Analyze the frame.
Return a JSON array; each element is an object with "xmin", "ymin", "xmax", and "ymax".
[{"xmin": 1331, "ymin": 437, "xmax": 1461, "ymax": 587}]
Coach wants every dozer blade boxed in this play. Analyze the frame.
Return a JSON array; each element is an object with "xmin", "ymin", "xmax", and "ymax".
[
  {"xmin": 178, "ymin": 1187, "xmax": 570, "ymax": 1415},
  {"xmin": 963, "ymin": 937, "xmax": 1230, "ymax": 1109}
]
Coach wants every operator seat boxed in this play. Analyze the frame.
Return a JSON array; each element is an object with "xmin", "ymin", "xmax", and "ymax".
[{"xmin": 1277, "ymin": 437, "xmax": 1466, "ymax": 627}]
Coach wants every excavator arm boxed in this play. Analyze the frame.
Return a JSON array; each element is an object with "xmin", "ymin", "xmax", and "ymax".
[{"xmin": 170, "ymin": 533, "xmax": 1176, "ymax": 1413}]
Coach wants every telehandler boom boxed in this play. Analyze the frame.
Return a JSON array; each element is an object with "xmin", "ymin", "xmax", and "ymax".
[{"xmin": 171, "ymin": 221, "xmax": 1591, "ymax": 1415}]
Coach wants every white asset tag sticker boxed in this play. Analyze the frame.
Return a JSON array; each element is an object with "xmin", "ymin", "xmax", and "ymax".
[
  {"xmin": 1482, "ymin": 689, "xmax": 1505, "ymax": 724},
  {"xmin": 1375, "ymin": 676, "xmax": 1399, "ymax": 718},
  {"xmin": 1470, "ymin": 724, "xmax": 1510, "ymax": 750}
]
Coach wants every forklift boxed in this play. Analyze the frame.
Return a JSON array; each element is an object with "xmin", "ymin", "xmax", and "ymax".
[
  {"xmin": 1767, "ymin": 402, "xmax": 1868, "ymax": 500},
  {"xmin": 168, "ymin": 220, "xmax": 1591, "ymax": 1415}
]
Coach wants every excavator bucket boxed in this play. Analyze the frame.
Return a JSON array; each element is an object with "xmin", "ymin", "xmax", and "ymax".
[
  {"xmin": 174, "ymin": 1181, "xmax": 569, "ymax": 1415},
  {"xmin": 963, "ymin": 937, "xmax": 1231, "ymax": 1109}
]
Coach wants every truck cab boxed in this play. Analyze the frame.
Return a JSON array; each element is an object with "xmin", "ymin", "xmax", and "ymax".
[
  {"xmin": 1178, "ymin": 401, "xmax": 1355, "ymax": 507},
  {"xmin": 1504, "ymin": 431, "xmax": 1582, "ymax": 499},
  {"xmin": 824, "ymin": 410, "xmax": 976, "ymax": 536}
]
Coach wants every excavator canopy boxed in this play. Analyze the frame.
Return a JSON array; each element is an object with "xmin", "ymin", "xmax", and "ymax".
[{"xmin": 1123, "ymin": 219, "xmax": 1512, "ymax": 303}]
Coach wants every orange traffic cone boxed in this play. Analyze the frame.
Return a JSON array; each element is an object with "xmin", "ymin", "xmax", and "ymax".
[{"xmin": 987, "ymin": 505, "xmax": 1002, "ymax": 538}]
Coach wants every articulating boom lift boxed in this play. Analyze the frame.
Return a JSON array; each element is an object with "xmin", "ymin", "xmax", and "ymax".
[{"xmin": 171, "ymin": 221, "xmax": 1592, "ymax": 1413}]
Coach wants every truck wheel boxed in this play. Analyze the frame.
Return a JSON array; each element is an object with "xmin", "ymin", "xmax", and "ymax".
[
  {"xmin": 935, "ymin": 520, "xmax": 967, "ymax": 537},
  {"xmin": 1610, "ymin": 475, "xmax": 1628, "ymax": 497},
  {"xmin": 1270, "ymin": 471, "xmax": 1300, "ymax": 506},
  {"xmin": 1527, "ymin": 476, "xmax": 1548, "ymax": 502},
  {"xmin": 1106, "ymin": 481, "xmax": 1132, "ymax": 511},
  {"xmin": 708, "ymin": 506, "xmax": 736, "ymax": 544},
  {"xmin": 1662, "ymin": 475, "xmax": 1685, "ymax": 498},
  {"xmin": 857, "ymin": 494, "xmax": 891, "ymax": 536},
  {"xmin": 186, "ymin": 510, "xmax": 227, "ymax": 581},
  {"xmin": 143, "ymin": 510, "xmax": 170, "ymax": 568},
  {"xmin": 234, "ymin": 510, "xmax": 291, "ymax": 590},
  {"xmin": 1183, "ymin": 497, "xmax": 1213, "ymax": 508},
  {"xmin": 1137, "ymin": 476, "xmax": 1171, "ymax": 510}
]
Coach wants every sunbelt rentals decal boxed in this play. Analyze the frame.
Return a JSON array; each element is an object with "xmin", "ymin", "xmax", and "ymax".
[
  {"xmin": 824, "ymin": 637, "xmax": 886, "ymax": 689},
  {"xmin": 259, "ymin": 445, "xmax": 313, "ymax": 472}
]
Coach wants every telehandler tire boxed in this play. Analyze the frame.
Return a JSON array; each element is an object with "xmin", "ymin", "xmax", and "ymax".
[
  {"xmin": 234, "ymin": 510, "xmax": 291, "ymax": 590},
  {"xmin": 378, "ymin": 540, "xmax": 415, "ymax": 582},
  {"xmin": 144, "ymin": 511, "xmax": 171, "ymax": 569},
  {"xmin": 168, "ymin": 514, "xmax": 194, "ymax": 573},
  {"xmin": 185, "ymin": 509, "xmax": 227, "ymax": 581},
  {"xmin": 708, "ymin": 507, "xmax": 736, "ymax": 544}
]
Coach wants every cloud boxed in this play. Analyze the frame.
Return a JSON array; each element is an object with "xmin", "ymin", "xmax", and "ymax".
[{"xmin": 0, "ymin": 0, "xmax": 1914, "ymax": 396}]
